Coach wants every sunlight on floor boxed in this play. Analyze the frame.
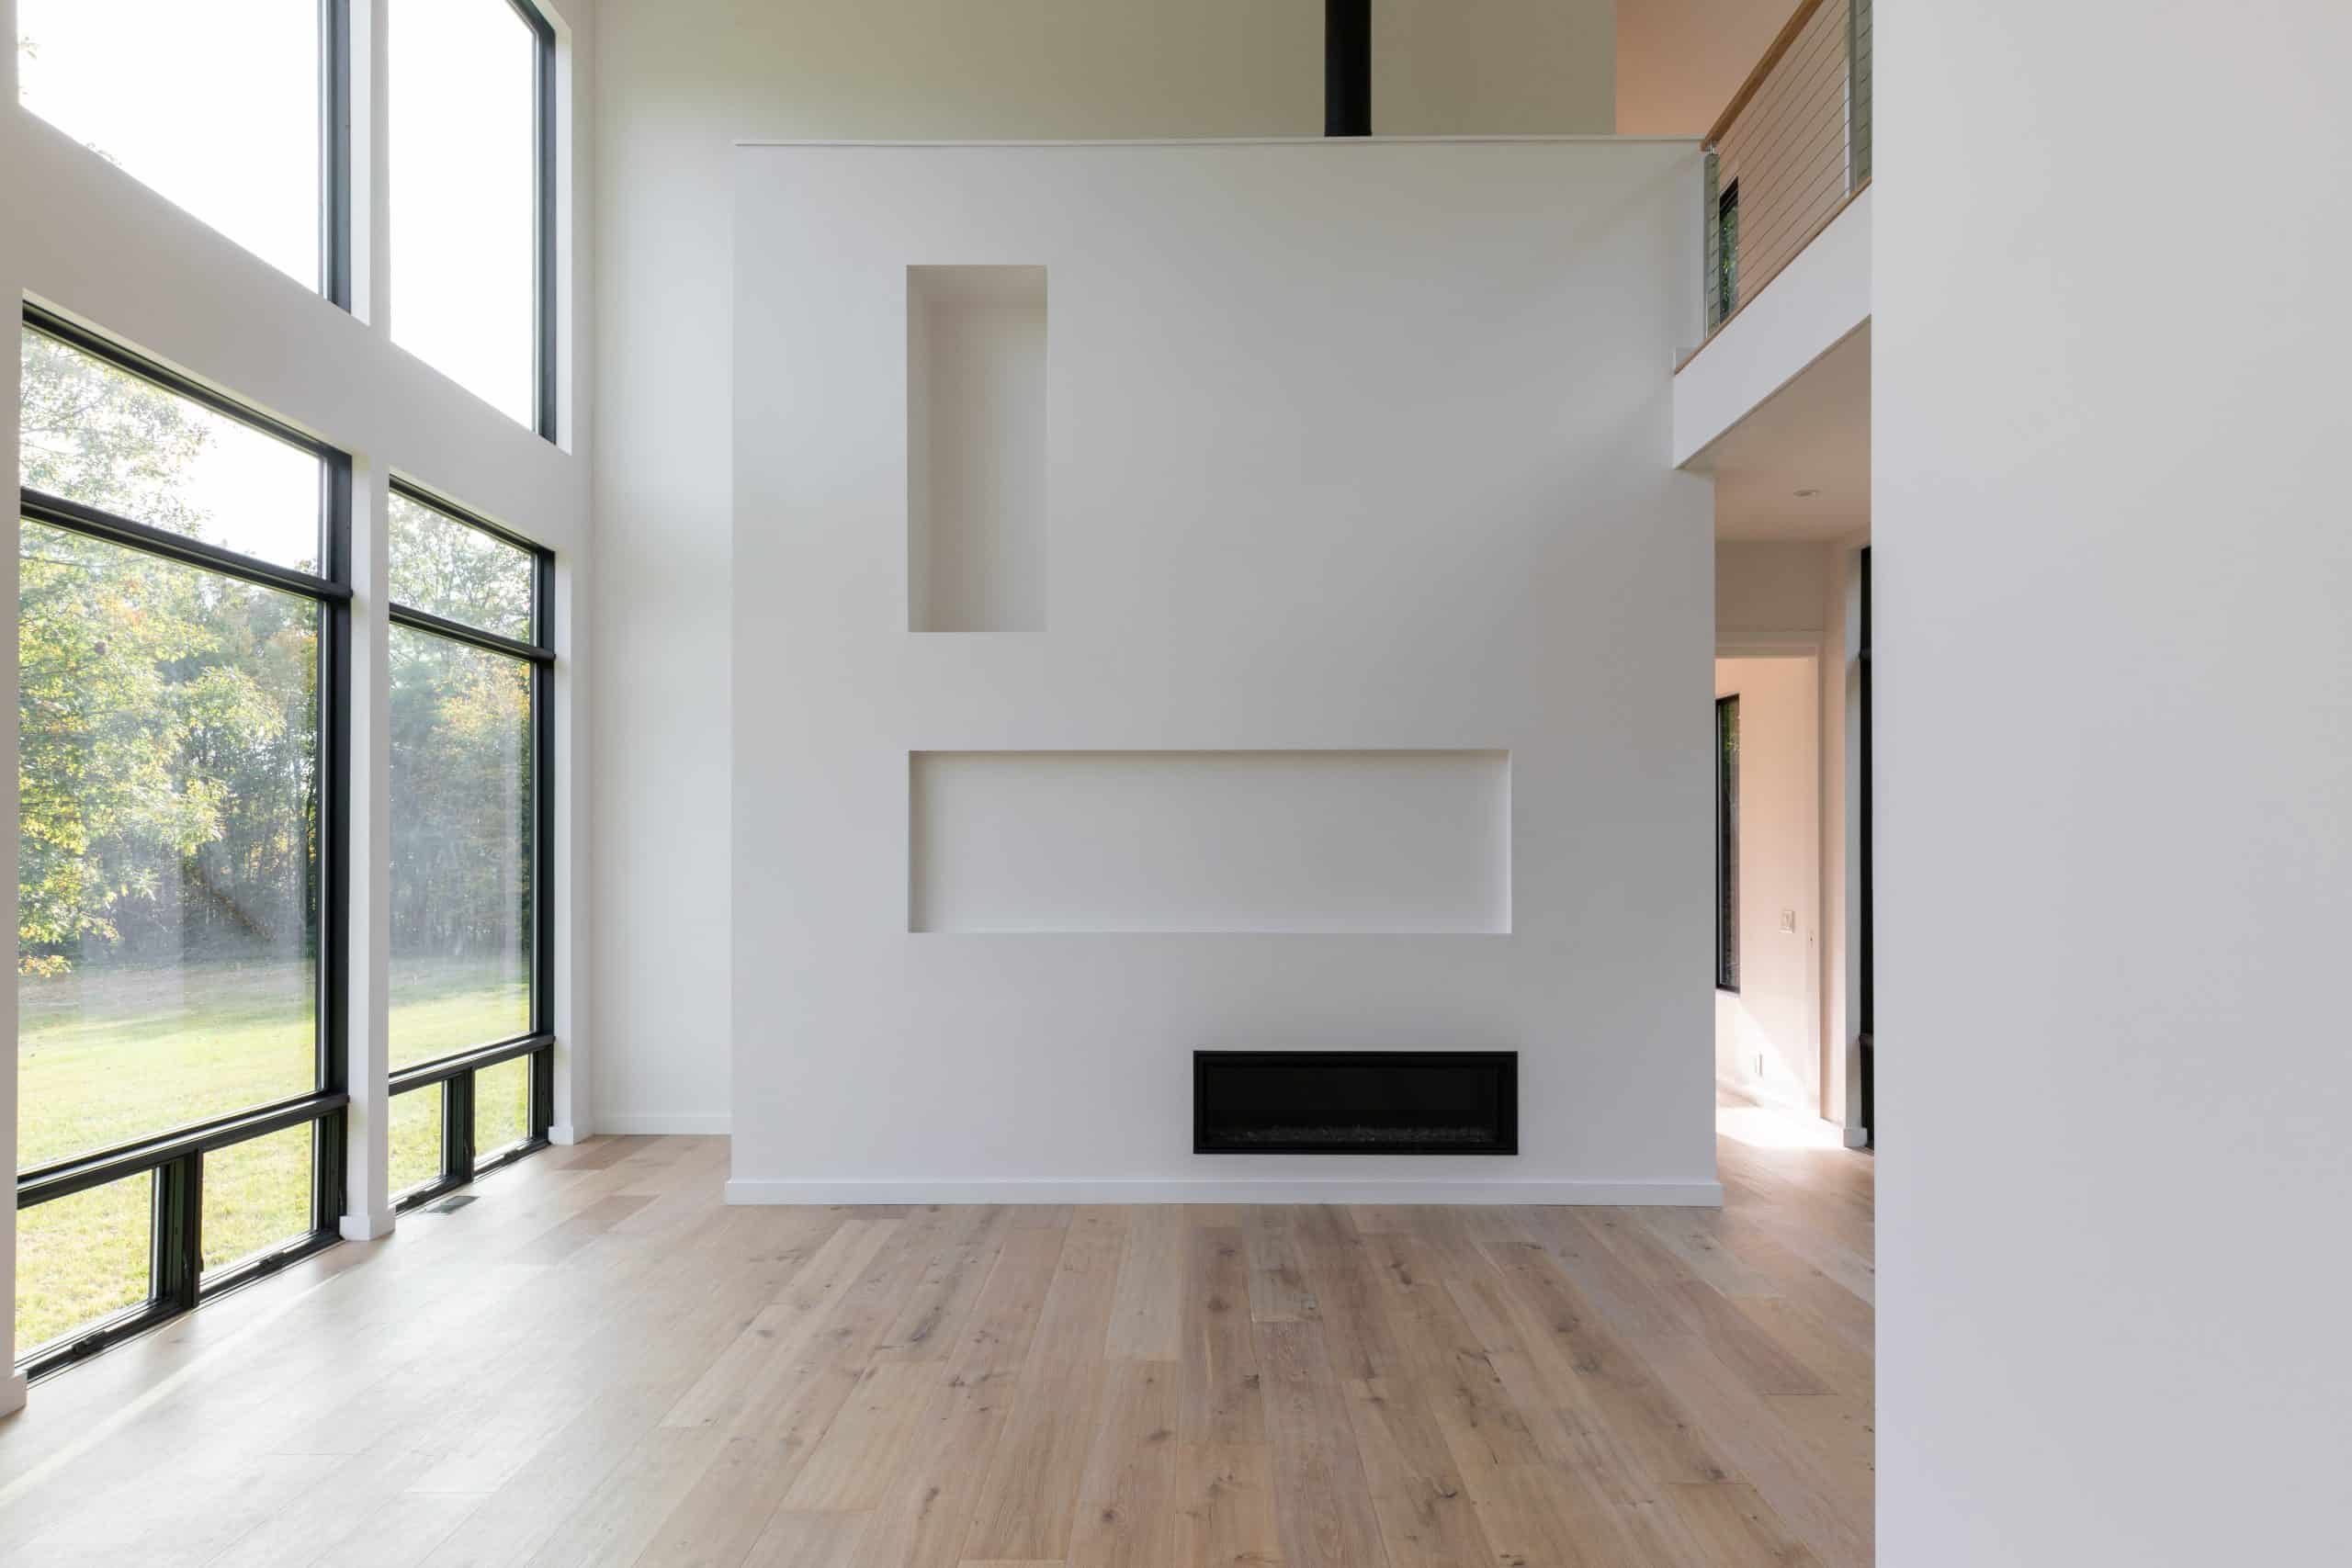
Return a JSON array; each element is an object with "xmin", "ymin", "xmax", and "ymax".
[{"xmin": 1718, "ymin": 1102, "xmax": 1850, "ymax": 1150}]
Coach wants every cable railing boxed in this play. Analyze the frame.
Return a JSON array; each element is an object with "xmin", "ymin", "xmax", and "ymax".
[{"xmin": 1700, "ymin": 0, "xmax": 1872, "ymax": 345}]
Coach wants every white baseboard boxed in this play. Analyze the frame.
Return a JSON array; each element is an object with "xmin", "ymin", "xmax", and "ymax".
[
  {"xmin": 724, "ymin": 1177, "xmax": 1723, "ymax": 1207},
  {"xmin": 597, "ymin": 1113, "xmax": 732, "ymax": 1135},
  {"xmin": 0, "ymin": 1371, "xmax": 26, "ymax": 1417},
  {"xmin": 548, "ymin": 1123, "xmax": 582, "ymax": 1146},
  {"xmin": 339, "ymin": 1208, "xmax": 396, "ymax": 1242},
  {"xmin": 1843, "ymin": 1126, "xmax": 1871, "ymax": 1149}
]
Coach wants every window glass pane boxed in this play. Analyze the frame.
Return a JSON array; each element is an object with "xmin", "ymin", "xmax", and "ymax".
[
  {"xmin": 390, "ymin": 0, "xmax": 540, "ymax": 427},
  {"xmin": 20, "ymin": 328, "xmax": 324, "ymax": 571},
  {"xmin": 389, "ymin": 491, "xmax": 535, "ymax": 641},
  {"xmin": 15, "ymin": 0, "xmax": 322, "ymax": 288},
  {"xmin": 474, "ymin": 1055, "xmax": 530, "ymax": 1159},
  {"xmin": 18, "ymin": 520, "xmax": 322, "ymax": 1171},
  {"xmin": 17, "ymin": 1173, "xmax": 153, "ymax": 1357},
  {"xmin": 390, "ymin": 628, "xmax": 533, "ymax": 1069},
  {"xmin": 202, "ymin": 1122, "xmax": 315, "ymax": 1278},
  {"xmin": 390, "ymin": 1086, "xmax": 445, "ymax": 1195}
]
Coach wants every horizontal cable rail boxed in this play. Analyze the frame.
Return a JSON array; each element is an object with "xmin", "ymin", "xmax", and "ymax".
[{"xmin": 1698, "ymin": 0, "xmax": 1871, "ymax": 350}]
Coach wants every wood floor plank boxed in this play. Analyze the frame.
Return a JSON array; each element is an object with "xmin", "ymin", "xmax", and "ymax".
[
  {"xmin": 1253, "ymin": 1322, "xmax": 1388, "ymax": 1568},
  {"xmin": 1241, "ymin": 1207, "xmax": 1319, "ymax": 1324},
  {"xmin": 1170, "ymin": 1442, "xmax": 1280, "ymax": 1568},
  {"xmin": 1340, "ymin": 1377, "xmax": 1492, "ymax": 1568},
  {"xmin": 1289, "ymin": 1206, "xmax": 1405, "ymax": 1384},
  {"xmin": 1661, "ymin": 1480, "xmax": 1825, "ymax": 1567},
  {"xmin": 851, "ymin": 1377, "xmax": 1017, "ymax": 1568},
  {"xmin": 1065, "ymin": 1360, "xmax": 1181, "ymax": 1568},
  {"xmin": 1178, "ymin": 1227, "xmax": 1266, "ymax": 1445},
  {"xmin": 964, "ymin": 1212, "xmax": 1129, "ymax": 1562},
  {"xmin": 742, "ymin": 1510, "xmax": 873, "ymax": 1568},
  {"xmin": 1365, "ymin": 1235, "xmax": 1544, "ymax": 1472},
  {"xmin": 1106, "ymin": 1208, "xmax": 1185, "ymax": 1363},
  {"xmin": 780, "ymin": 1361, "xmax": 941, "ymax": 1510}
]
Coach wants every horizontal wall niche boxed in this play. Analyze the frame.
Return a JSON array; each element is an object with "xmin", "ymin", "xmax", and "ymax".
[
  {"xmin": 907, "ymin": 265, "xmax": 1046, "ymax": 633},
  {"xmin": 910, "ymin": 750, "xmax": 1511, "ymax": 934}
]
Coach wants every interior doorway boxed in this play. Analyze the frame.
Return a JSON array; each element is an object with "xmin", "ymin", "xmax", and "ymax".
[{"xmin": 1713, "ymin": 654, "xmax": 1823, "ymax": 1117}]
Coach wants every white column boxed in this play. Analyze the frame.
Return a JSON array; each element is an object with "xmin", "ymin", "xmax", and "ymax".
[
  {"xmin": 339, "ymin": 0, "xmax": 396, "ymax": 1238},
  {"xmin": 341, "ymin": 461, "xmax": 395, "ymax": 1238},
  {"xmin": 546, "ymin": 4, "xmax": 591, "ymax": 1145}
]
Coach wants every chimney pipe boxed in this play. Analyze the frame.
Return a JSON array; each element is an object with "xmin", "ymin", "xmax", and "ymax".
[{"xmin": 1326, "ymin": 0, "xmax": 1371, "ymax": 136}]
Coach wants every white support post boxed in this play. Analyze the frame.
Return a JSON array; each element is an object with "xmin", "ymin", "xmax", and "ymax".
[
  {"xmin": 340, "ymin": 0, "xmax": 397, "ymax": 1237},
  {"xmin": 341, "ymin": 462, "xmax": 396, "ymax": 1239}
]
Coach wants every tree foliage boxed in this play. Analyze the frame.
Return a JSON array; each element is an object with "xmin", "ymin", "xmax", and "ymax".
[{"xmin": 17, "ymin": 333, "xmax": 532, "ymax": 980}]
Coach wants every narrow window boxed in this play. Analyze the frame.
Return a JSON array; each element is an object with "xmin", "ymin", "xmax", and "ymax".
[
  {"xmin": 15, "ymin": 0, "xmax": 345, "ymax": 299},
  {"xmin": 383, "ymin": 482, "xmax": 553, "ymax": 1204},
  {"xmin": 1715, "ymin": 180, "xmax": 1741, "ymax": 324},
  {"xmin": 389, "ymin": 0, "xmax": 555, "ymax": 434},
  {"xmin": 16, "ymin": 311, "xmax": 350, "ymax": 1375},
  {"xmin": 1716, "ymin": 694, "xmax": 1741, "ymax": 993}
]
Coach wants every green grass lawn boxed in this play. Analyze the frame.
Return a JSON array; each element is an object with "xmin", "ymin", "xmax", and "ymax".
[{"xmin": 17, "ymin": 956, "xmax": 530, "ymax": 1356}]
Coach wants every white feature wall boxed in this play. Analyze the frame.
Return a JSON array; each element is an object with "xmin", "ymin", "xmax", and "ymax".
[
  {"xmin": 1879, "ymin": 0, "xmax": 2352, "ymax": 1559},
  {"xmin": 730, "ymin": 138, "xmax": 1713, "ymax": 1205},
  {"xmin": 591, "ymin": 0, "xmax": 1623, "ymax": 1138}
]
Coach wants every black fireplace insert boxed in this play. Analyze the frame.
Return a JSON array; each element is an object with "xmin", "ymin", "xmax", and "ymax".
[{"xmin": 1192, "ymin": 1050, "xmax": 1518, "ymax": 1156}]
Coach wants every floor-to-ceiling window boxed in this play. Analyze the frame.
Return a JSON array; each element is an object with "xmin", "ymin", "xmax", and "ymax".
[
  {"xmin": 382, "ymin": 483, "xmax": 553, "ymax": 1206},
  {"xmin": 12, "ymin": 0, "xmax": 571, "ymax": 1382},
  {"xmin": 14, "ymin": 313, "xmax": 351, "ymax": 1374}
]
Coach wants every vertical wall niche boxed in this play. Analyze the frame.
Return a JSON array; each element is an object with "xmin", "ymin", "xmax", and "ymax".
[{"xmin": 908, "ymin": 265, "xmax": 1047, "ymax": 632}]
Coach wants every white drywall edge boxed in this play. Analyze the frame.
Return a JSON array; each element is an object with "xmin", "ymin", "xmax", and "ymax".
[{"xmin": 1674, "ymin": 183, "xmax": 1871, "ymax": 468}]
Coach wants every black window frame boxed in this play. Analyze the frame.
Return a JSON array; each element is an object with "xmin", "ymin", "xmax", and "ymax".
[
  {"xmin": 323, "ymin": 0, "xmax": 356, "ymax": 310},
  {"xmin": 15, "ymin": 304, "xmax": 354, "ymax": 1381},
  {"xmin": 1716, "ymin": 693, "xmax": 1740, "ymax": 994},
  {"xmin": 381, "ymin": 478, "xmax": 555, "ymax": 1211},
  {"xmin": 520, "ymin": 0, "xmax": 559, "ymax": 442},
  {"xmin": 385, "ymin": 0, "xmax": 557, "ymax": 440},
  {"xmin": 1714, "ymin": 178, "xmax": 1741, "ymax": 326}
]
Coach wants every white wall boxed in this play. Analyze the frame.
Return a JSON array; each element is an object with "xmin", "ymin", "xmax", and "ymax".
[
  {"xmin": 730, "ymin": 137, "xmax": 1713, "ymax": 1204},
  {"xmin": 1879, "ymin": 0, "xmax": 2352, "ymax": 1559},
  {"xmin": 1717, "ymin": 538, "xmax": 1828, "ymax": 649},
  {"xmin": 1714, "ymin": 657, "xmax": 1817, "ymax": 1111},
  {"xmin": 1674, "ymin": 185, "xmax": 1871, "ymax": 461},
  {"xmin": 1617, "ymin": 0, "xmax": 1798, "ymax": 135},
  {"xmin": 590, "ymin": 0, "xmax": 1620, "ymax": 1134},
  {"xmin": 0, "ymin": 0, "xmax": 597, "ymax": 1382}
]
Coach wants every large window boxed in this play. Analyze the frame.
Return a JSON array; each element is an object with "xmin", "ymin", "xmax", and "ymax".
[
  {"xmin": 15, "ymin": 1, "xmax": 346, "ymax": 299},
  {"xmin": 389, "ymin": 0, "xmax": 554, "ymax": 434},
  {"xmin": 16, "ymin": 312, "xmax": 349, "ymax": 1372},
  {"xmin": 384, "ymin": 482, "xmax": 551, "ymax": 1206},
  {"xmin": 1716, "ymin": 694, "xmax": 1741, "ymax": 993}
]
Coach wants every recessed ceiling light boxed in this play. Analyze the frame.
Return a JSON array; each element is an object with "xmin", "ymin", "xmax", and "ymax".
[{"xmin": 1794, "ymin": 488, "xmax": 1821, "ymax": 498}]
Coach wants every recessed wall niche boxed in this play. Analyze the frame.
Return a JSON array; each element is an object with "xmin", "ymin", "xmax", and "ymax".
[
  {"xmin": 910, "ymin": 750, "xmax": 1513, "ymax": 934},
  {"xmin": 907, "ymin": 265, "xmax": 1046, "ymax": 632}
]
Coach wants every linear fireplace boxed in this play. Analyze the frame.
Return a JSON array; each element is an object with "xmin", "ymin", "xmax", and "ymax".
[{"xmin": 1192, "ymin": 1051, "xmax": 1519, "ymax": 1156}]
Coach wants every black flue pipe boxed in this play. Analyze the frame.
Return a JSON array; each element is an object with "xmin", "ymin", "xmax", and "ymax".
[{"xmin": 1326, "ymin": 0, "xmax": 1371, "ymax": 136}]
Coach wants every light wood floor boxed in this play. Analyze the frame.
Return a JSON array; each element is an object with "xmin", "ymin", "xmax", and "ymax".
[{"xmin": 0, "ymin": 1123, "xmax": 1871, "ymax": 1566}]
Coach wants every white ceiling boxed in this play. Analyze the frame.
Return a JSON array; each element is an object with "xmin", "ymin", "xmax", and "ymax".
[{"xmin": 1690, "ymin": 322, "xmax": 1871, "ymax": 541}]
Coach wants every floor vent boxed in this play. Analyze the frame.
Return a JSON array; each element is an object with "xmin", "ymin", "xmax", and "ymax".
[{"xmin": 424, "ymin": 1194, "xmax": 480, "ymax": 1214}]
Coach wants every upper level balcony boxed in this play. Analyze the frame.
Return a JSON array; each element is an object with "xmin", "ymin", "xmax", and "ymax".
[{"xmin": 1675, "ymin": 0, "xmax": 1873, "ymax": 474}]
